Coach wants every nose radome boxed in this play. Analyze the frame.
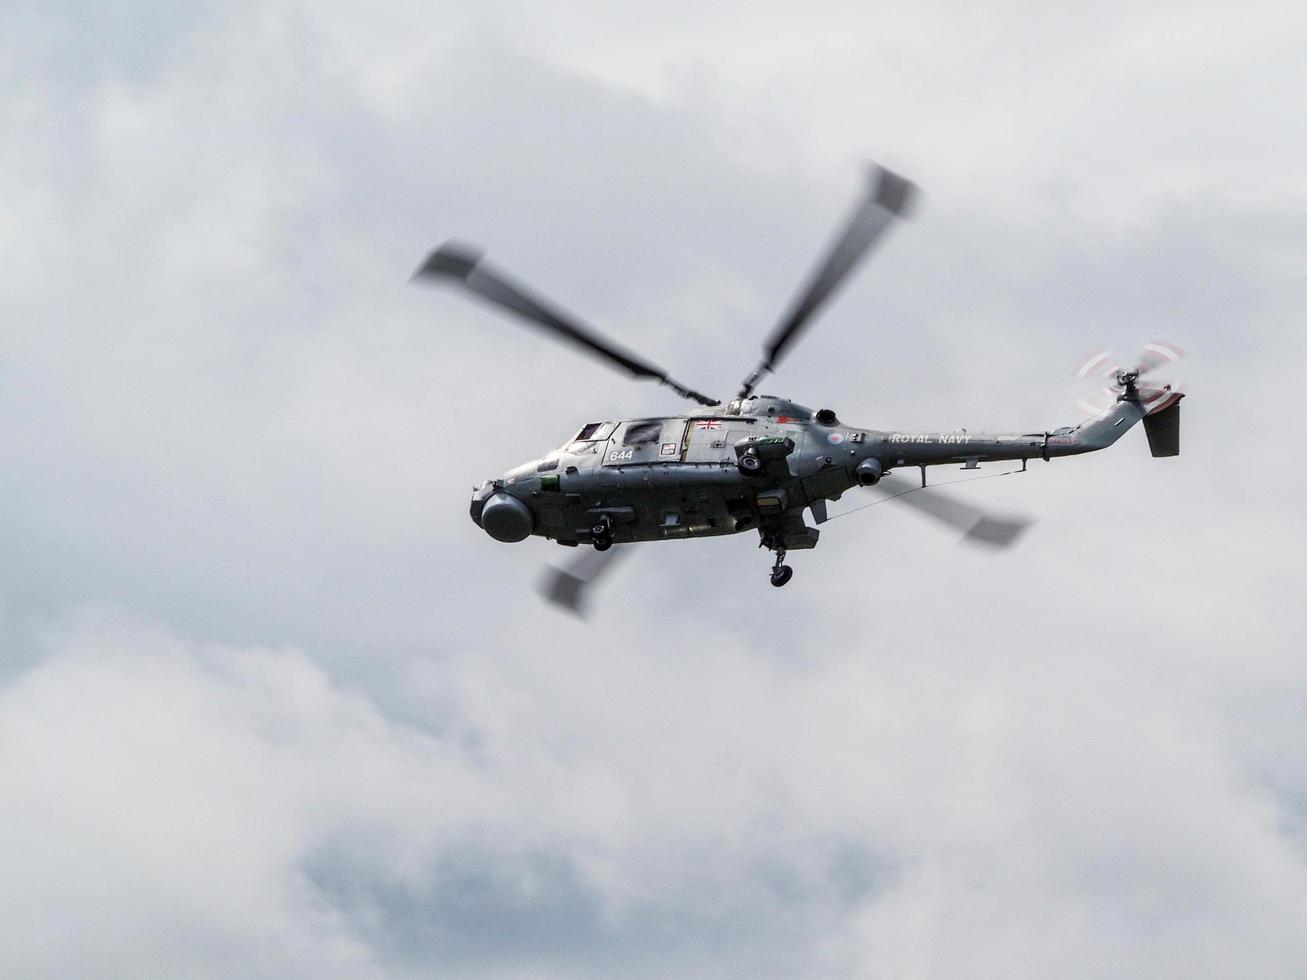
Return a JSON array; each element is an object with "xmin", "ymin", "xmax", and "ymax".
[{"xmin": 478, "ymin": 492, "xmax": 534, "ymax": 542}]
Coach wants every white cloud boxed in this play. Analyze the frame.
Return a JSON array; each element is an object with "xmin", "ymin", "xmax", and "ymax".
[
  {"xmin": 0, "ymin": 610, "xmax": 384, "ymax": 977},
  {"xmin": 5, "ymin": 606, "xmax": 1307, "ymax": 978}
]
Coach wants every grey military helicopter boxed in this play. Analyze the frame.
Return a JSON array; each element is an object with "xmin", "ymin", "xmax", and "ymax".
[{"xmin": 414, "ymin": 166, "xmax": 1183, "ymax": 611}]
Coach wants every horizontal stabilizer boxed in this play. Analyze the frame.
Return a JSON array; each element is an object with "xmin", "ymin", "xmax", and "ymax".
[{"xmin": 1142, "ymin": 401, "xmax": 1181, "ymax": 457}]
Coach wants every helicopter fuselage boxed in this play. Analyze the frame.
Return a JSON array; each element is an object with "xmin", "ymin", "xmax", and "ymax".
[{"xmin": 469, "ymin": 394, "xmax": 1157, "ymax": 552}]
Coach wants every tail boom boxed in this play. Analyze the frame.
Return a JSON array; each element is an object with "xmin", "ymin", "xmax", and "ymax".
[{"xmin": 853, "ymin": 394, "xmax": 1183, "ymax": 472}]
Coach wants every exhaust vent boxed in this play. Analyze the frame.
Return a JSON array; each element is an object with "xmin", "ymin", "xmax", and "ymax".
[{"xmin": 855, "ymin": 458, "xmax": 883, "ymax": 486}]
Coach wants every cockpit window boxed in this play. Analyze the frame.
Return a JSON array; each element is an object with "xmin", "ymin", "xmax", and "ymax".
[
  {"xmin": 623, "ymin": 421, "xmax": 662, "ymax": 445},
  {"xmin": 564, "ymin": 421, "xmax": 614, "ymax": 451}
]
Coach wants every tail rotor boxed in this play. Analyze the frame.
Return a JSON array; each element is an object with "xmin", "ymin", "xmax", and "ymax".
[{"xmin": 1074, "ymin": 339, "xmax": 1186, "ymax": 418}]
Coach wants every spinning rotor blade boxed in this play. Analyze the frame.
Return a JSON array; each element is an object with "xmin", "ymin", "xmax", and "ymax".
[
  {"xmin": 1075, "ymin": 349, "xmax": 1121, "ymax": 382},
  {"xmin": 1135, "ymin": 339, "xmax": 1185, "ymax": 377},
  {"xmin": 874, "ymin": 474, "xmax": 1031, "ymax": 549},
  {"xmin": 538, "ymin": 546, "xmax": 629, "ymax": 618},
  {"xmin": 1076, "ymin": 339, "xmax": 1185, "ymax": 382},
  {"xmin": 739, "ymin": 165, "xmax": 918, "ymax": 398},
  {"xmin": 1073, "ymin": 339, "xmax": 1186, "ymax": 417},
  {"xmin": 414, "ymin": 243, "xmax": 718, "ymax": 406}
]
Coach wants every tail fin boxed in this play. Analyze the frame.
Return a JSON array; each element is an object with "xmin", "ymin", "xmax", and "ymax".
[{"xmin": 1141, "ymin": 399, "xmax": 1182, "ymax": 457}]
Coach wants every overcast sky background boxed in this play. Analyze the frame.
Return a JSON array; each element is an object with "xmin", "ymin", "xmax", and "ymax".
[{"xmin": 3, "ymin": 1, "xmax": 1307, "ymax": 977}]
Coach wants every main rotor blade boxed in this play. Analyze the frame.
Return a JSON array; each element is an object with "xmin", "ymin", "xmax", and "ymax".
[
  {"xmin": 739, "ymin": 165, "xmax": 917, "ymax": 398},
  {"xmin": 413, "ymin": 242, "xmax": 718, "ymax": 406},
  {"xmin": 873, "ymin": 474, "xmax": 1031, "ymax": 549},
  {"xmin": 538, "ymin": 546, "xmax": 629, "ymax": 618}
]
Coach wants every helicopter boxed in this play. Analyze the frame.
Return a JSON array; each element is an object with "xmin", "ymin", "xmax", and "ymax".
[{"xmin": 414, "ymin": 165, "xmax": 1184, "ymax": 611}]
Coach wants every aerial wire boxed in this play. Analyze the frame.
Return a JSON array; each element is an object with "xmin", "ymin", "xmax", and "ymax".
[{"xmin": 823, "ymin": 465, "xmax": 1029, "ymax": 523}]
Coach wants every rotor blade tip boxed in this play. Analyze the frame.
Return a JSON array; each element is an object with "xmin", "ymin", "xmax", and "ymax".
[
  {"xmin": 414, "ymin": 241, "xmax": 485, "ymax": 281},
  {"xmin": 538, "ymin": 569, "xmax": 589, "ymax": 617},
  {"xmin": 964, "ymin": 517, "xmax": 1032, "ymax": 549},
  {"xmin": 870, "ymin": 165, "xmax": 919, "ymax": 217}
]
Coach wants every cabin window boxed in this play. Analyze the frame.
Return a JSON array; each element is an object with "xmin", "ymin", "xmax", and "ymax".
[
  {"xmin": 577, "ymin": 422, "xmax": 604, "ymax": 440},
  {"xmin": 623, "ymin": 421, "xmax": 663, "ymax": 445}
]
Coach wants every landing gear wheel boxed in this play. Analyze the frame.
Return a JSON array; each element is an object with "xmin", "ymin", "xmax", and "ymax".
[
  {"xmin": 738, "ymin": 452, "xmax": 763, "ymax": 475},
  {"xmin": 590, "ymin": 516, "xmax": 613, "ymax": 552}
]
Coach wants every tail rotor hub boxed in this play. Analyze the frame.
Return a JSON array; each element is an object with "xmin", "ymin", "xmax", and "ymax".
[{"xmin": 1075, "ymin": 340, "xmax": 1185, "ymax": 417}]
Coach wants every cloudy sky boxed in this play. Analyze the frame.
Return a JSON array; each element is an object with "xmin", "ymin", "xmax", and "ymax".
[{"xmin": 4, "ymin": 1, "xmax": 1307, "ymax": 976}]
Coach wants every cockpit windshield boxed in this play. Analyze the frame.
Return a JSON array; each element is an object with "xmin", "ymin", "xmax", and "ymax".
[{"xmin": 561, "ymin": 421, "xmax": 615, "ymax": 451}]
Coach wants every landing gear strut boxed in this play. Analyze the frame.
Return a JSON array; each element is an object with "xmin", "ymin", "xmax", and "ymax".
[
  {"xmin": 760, "ymin": 530, "xmax": 794, "ymax": 587},
  {"xmin": 769, "ymin": 548, "xmax": 793, "ymax": 588}
]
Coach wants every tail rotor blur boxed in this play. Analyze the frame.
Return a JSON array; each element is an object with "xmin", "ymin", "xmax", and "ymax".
[{"xmin": 1074, "ymin": 339, "xmax": 1186, "ymax": 418}]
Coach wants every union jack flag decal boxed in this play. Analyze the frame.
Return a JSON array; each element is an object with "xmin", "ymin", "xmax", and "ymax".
[{"xmin": 694, "ymin": 419, "xmax": 723, "ymax": 430}]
